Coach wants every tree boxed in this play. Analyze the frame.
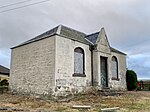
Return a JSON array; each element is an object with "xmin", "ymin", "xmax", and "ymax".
[{"xmin": 126, "ymin": 70, "xmax": 138, "ymax": 91}]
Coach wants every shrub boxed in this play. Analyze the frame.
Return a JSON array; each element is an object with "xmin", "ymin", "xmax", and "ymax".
[
  {"xmin": 126, "ymin": 70, "xmax": 138, "ymax": 91},
  {"xmin": 0, "ymin": 79, "xmax": 9, "ymax": 86}
]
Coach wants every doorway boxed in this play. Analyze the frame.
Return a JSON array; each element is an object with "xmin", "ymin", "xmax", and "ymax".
[{"xmin": 100, "ymin": 56, "xmax": 108, "ymax": 88}]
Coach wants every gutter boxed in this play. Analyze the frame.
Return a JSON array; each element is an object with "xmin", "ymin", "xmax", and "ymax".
[{"xmin": 90, "ymin": 45, "xmax": 95, "ymax": 86}]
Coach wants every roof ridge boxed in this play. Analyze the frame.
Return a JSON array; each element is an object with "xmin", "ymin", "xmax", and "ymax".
[
  {"xmin": 84, "ymin": 38, "xmax": 94, "ymax": 45},
  {"xmin": 56, "ymin": 25, "xmax": 62, "ymax": 34},
  {"xmin": 12, "ymin": 25, "xmax": 92, "ymax": 49},
  {"xmin": 12, "ymin": 25, "xmax": 60, "ymax": 48},
  {"xmin": 85, "ymin": 31, "xmax": 100, "ymax": 44},
  {"xmin": 0, "ymin": 65, "xmax": 9, "ymax": 69},
  {"xmin": 110, "ymin": 47, "xmax": 126, "ymax": 55},
  {"xmin": 86, "ymin": 31, "xmax": 100, "ymax": 37},
  {"xmin": 61, "ymin": 25, "xmax": 86, "ymax": 35}
]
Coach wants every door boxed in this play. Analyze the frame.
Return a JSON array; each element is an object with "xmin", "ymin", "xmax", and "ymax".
[{"xmin": 100, "ymin": 56, "xmax": 108, "ymax": 88}]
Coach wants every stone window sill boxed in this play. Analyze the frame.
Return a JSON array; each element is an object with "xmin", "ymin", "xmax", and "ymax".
[
  {"xmin": 112, "ymin": 77, "xmax": 120, "ymax": 81},
  {"xmin": 72, "ymin": 73, "xmax": 86, "ymax": 77}
]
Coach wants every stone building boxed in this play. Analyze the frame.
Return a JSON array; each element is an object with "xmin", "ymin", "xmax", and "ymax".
[
  {"xmin": 10, "ymin": 25, "xmax": 127, "ymax": 97},
  {"xmin": 0, "ymin": 65, "xmax": 9, "ymax": 79}
]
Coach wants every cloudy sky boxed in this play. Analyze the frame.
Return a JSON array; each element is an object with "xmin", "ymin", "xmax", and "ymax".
[{"xmin": 0, "ymin": 0, "xmax": 150, "ymax": 79}]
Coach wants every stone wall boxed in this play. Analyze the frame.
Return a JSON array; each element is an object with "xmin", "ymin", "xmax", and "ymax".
[
  {"xmin": 109, "ymin": 52, "xmax": 127, "ymax": 90},
  {"xmin": 53, "ymin": 35, "xmax": 92, "ymax": 96},
  {"xmin": 10, "ymin": 33, "xmax": 126, "ymax": 97},
  {"xmin": 93, "ymin": 51, "xmax": 126, "ymax": 90},
  {"xmin": 10, "ymin": 36, "xmax": 56, "ymax": 96},
  {"xmin": 92, "ymin": 28, "xmax": 126, "ymax": 90}
]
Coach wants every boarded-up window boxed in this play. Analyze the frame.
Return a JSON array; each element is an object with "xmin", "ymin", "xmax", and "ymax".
[
  {"xmin": 111, "ymin": 56, "xmax": 118, "ymax": 79},
  {"xmin": 74, "ymin": 47, "xmax": 84, "ymax": 74}
]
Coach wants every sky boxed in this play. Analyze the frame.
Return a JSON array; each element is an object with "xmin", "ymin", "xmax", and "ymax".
[{"xmin": 0, "ymin": 0, "xmax": 150, "ymax": 79}]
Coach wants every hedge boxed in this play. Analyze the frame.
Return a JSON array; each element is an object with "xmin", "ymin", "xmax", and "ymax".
[{"xmin": 126, "ymin": 70, "xmax": 138, "ymax": 91}]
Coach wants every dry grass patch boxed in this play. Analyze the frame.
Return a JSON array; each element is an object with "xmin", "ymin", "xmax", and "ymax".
[{"xmin": 0, "ymin": 91, "xmax": 149, "ymax": 111}]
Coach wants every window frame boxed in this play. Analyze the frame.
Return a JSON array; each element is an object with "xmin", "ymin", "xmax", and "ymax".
[
  {"xmin": 111, "ymin": 56, "xmax": 119, "ymax": 80},
  {"xmin": 73, "ymin": 47, "xmax": 86, "ymax": 77}
]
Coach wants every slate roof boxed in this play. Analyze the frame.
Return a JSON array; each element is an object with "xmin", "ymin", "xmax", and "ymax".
[
  {"xmin": 19, "ymin": 26, "xmax": 59, "ymax": 47},
  {"xmin": 11, "ymin": 25, "xmax": 126, "ymax": 55},
  {"xmin": 110, "ymin": 47, "xmax": 126, "ymax": 55},
  {"xmin": 12, "ymin": 25, "xmax": 91, "ymax": 48},
  {"xmin": 85, "ymin": 32, "xmax": 99, "ymax": 44},
  {"xmin": 0, "ymin": 65, "xmax": 9, "ymax": 76},
  {"xmin": 60, "ymin": 25, "xmax": 90, "ymax": 45},
  {"xmin": 85, "ymin": 32, "xmax": 126, "ymax": 55}
]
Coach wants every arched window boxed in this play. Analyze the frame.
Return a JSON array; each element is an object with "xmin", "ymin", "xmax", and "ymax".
[
  {"xmin": 73, "ymin": 47, "xmax": 85, "ymax": 76},
  {"xmin": 111, "ymin": 56, "xmax": 118, "ymax": 79}
]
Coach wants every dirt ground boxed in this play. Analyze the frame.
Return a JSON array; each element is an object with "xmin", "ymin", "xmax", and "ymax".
[{"xmin": 0, "ymin": 91, "xmax": 150, "ymax": 112}]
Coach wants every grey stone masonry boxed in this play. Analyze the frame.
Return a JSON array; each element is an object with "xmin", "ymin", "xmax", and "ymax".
[
  {"xmin": 10, "ymin": 36, "xmax": 56, "ymax": 96},
  {"xmin": 10, "ymin": 25, "xmax": 127, "ymax": 97}
]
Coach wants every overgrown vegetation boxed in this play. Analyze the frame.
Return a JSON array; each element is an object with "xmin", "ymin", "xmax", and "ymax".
[
  {"xmin": 126, "ymin": 70, "xmax": 138, "ymax": 91},
  {"xmin": 0, "ymin": 78, "xmax": 9, "ymax": 93},
  {"xmin": 0, "ymin": 91, "xmax": 150, "ymax": 112},
  {"xmin": 0, "ymin": 79, "xmax": 9, "ymax": 86}
]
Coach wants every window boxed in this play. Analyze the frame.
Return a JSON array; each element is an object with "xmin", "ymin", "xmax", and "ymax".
[
  {"xmin": 111, "ymin": 56, "xmax": 119, "ymax": 80},
  {"xmin": 73, "ymin": 47, "xmax": 85, "ymax": 77}
]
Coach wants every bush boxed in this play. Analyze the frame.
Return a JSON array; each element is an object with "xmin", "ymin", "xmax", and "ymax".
[
  {"xmin": 126, "ymin": 70, "xmax": 138, "ymax": 91},
  {"xmin": 0, "ymin": 79, "xmax": 9, "ymax": 86},
  {"xmin": 0, "ymin": 86, "xmax": 8, "ymax": 93}
]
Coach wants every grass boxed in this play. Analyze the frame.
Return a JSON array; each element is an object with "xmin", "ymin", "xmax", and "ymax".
[{"xmin": 0, "ymin": 91, "xmax": 149, "ymax": 111}]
